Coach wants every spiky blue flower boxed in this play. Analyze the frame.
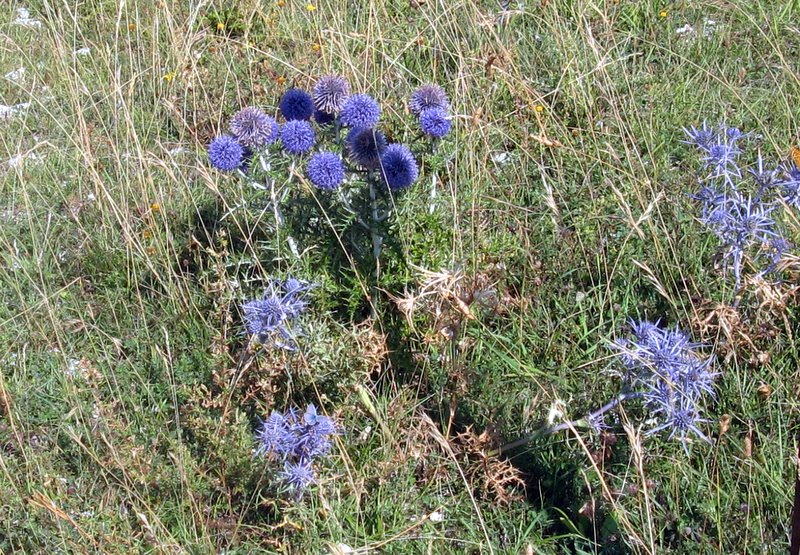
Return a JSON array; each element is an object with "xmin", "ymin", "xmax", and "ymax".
[
  {"xmin": 242, "ymin": 278, "xmax": 314, "ymax": 348},
  {"xmin": 683, "ymin": 122, "xmax": 745, "ymax": 183},
  {"xmin": 684, "ymin": 122, "xmax": 793, "ymax": 285},
  {"xmin": 419, "ymin": 107, "xmax": 452, "ymax": 138},
  {"xmin": 281, "ymin": 459, "xmax": 315, "ymax": 493},
  {"xmin": 696, "ymin": 188, "xmax": 781, "ymax": 286},
  {"xmin": 307, "ymin": 151, "xmax": 345, "ymax": 191},
  {"xmin": 683, "ymin": 121, "xmax": 716, "ymax": 150},
  {"xmin": 255, "ymin": 404, "xmax": 337, "ymax": 495},
  {"xmin": 255, "ymin": 411, "xmax": 290, "ymax": 458},
  {"xmin": 312, "ymin": 74, "xmax": 350, "ymax": 114},
  {"xmin": 340, "ymin": 93, "xmax": 380, "ymax": 128},
  {"xmin": 280, "ymin": 120, "xmax": 315, "ymax": 154},
  {"xmin": 778, "ymin": 165, "xmax": 800, "ymax": 208},
  {"xmin": 230, "ymin": 107, "xmax": 279, "ymax": 148},
  {"xmin": 346, "ymin": 127, "xmax": 387, "ymax": 169},
  {"xmin": 279, "ymin": 88, "xmax": 315, "ymax": 121},
  {"xmin": 208, "ymin": 135, "xmax": 245, "ymax": 172},
  {"xmin": 409, "ymin": 83, "xmax": 450, "ymax": 116},
  {"xmin": 612, "ymin": 320, "xmax": 716, "ymax": 452},
  {"xmin": 380, "ymin": 144, "xmax": 418, "ymax": 190}
]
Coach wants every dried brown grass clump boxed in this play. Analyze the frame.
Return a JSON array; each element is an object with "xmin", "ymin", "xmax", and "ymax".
[
  {"xmin": 389, "ymin": 264, "xmax": 514, "ymax": 344},
  {"xmin": 452, "ymin": 425, "xmax": 525, "ymax": 506},
  {"xmin": 690, "ymin": 276, "xmax": 798, "ymax": 364}
]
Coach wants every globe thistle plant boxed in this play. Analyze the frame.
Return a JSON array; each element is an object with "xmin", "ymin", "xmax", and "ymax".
[
  {"xmin": 346, "ymin": 127, "xmax": 387, "ymax": 170},
  {"xmin": 340, "ymin": 93, "xmax": 380, "ymax": 128},
  {"xmin": 409, "ymin": 83, "xmax": 450, "ymax": 116},
  {"xmin": 419, "ymin": 107, "xmax": 452, "ymax": 138},
  {"xmin": 279, "ymin": 88, "xmax": 315, "ymax": 121},
  {"xmin": 307, "ymin": 151, "xmax": 345, "ymax": 191},
  {"xmin": 280, "ymin": 120, "xmax": 316, "ymax": 154},
  {"xmin": 205, "ymin": 79, "xmax": 444, "ymax": 265},
  {"xmin": 208, "ymin": 135, "xmax": 245, "ymax": 172},
  {"xmin": 380, "ymin": 144, "xmax": 419, "ymax": 190},
  {"xmin": 230, "ymin": 107, "xmax": 279, "ymax": 149},
  {"xmin": 312, "ymin": 74, "xmax": 350, "ymax": 114}
]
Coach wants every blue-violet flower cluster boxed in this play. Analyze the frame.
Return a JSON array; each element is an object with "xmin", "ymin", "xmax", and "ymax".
[
  {"xmin": 684, "ymin": 122, "xmax": 797, "ymax": 287},
  {"xmin": 242, "ymin": 278, "xmax": 313, "ymax": 349},
  {"xmin": 410, "ymin": 83, "xmax": 452, "ymax": 138},
  {"xmin": 612, "ymin": 320, "xmax": 716, "ymax": 452},
  {"xmin": 256, "ymin": 404, "xmax": 337, "ymax": 495}
]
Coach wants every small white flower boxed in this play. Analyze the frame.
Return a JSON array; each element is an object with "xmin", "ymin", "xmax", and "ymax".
[
  {"xmin": 0, "ymin": 102, "xmax": 30, "ymax": 120},
  {"xmin": 429, "ymin": 510, "xmax": 445, "ymax": 523},
  {"xmin": 73, "ymin": 47, "xmax": 91, "ymax": 57},
  {"xmin": 5, "ymin": 67, "xmax": 26, "ymax": 82},
  {"xmin": 13, "ymin": 8, "xmax": 42, "ymax": 29},
  {"xmin": 547, "ymin": 399, "xmax": 566, "ymax": 425}
]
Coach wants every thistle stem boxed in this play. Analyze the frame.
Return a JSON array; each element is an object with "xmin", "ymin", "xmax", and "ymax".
[
  {"xmin": 368, "ymin": 178, "xmax": 384, "ymax": 264},
  {"xmin": 487, "ymin": 392, "xmax": 640, "ymax": 457}
]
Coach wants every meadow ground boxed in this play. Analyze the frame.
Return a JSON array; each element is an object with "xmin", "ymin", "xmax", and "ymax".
[{"xmin": 1, "ymin": 1, "xmax": 799, "ymax": 553}]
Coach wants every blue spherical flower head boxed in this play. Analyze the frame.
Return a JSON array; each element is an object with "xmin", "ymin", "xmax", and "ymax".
[
  {"xmin": 340, "ymin": 93, "xmax": 380, "ymax": 128},
  {"xmin": 346, "ymin": 127, "xmax": 387, "ymax": 169},
  {"xmin": 230, "ymin": 107, "xmax": 279, "ymax": 148},
  {"xmin": 419, "ymin": 107, "xmax": 452, "ymax": 138},
  {"xmin": 380, "ymin": 144, "xmax": 419, "ymax": 190},
  {"xmin": 313, "ymin": 74, "xmax": 350, "ymax": 114},
  {"xmin": 307, "ymin": 152, "xmax": 345, "ymax": 191},
  {"xmin": 280, "ymin": 120, "xmax": 315, "ymax": 154},
  {"xmin": 409, "ymin": 83, "xmax": 450, "ymax": 116},
  {"xmin": 279, "ymin": 88, "xmax": 315, "ymax": 121},
  {"xmin": 208, "ymin": 135, "xmax": 245, "ymax": 172}
]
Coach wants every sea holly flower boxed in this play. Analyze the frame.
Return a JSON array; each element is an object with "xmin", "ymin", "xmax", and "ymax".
[
  {"xmin": 612, "ymin": 320, "xmax": 716, "ymax": 452},
  {"xmin": 230, "ymin": 107, "xmax": 279, "ymax": 148},
  {"xmin": 312, "ymin": 74, "xmax": 350, "ymax": 114},
  {"xmin": 346, "ymin": 127, "xmax": 386, "ymax": 169},
  {"xmin": 281, "ymin": 459, "xmax": 315, "ymax": 493},
  {"xmin": 684, "ymin": 122, "xmax": 794, "ymax": 285},
  {"xmin": 307, "ymin": 151, "xmax": 345, "ymax": 190},
  {"xmin": 280, "ymin": 120, "xmax": 315, "ymax": 154},
  {"xmin": 279, "ymin": 88, "xmax": 315, "ymax": 121},
  {"xmin": 242, "ymin": 278, "xmax": 314, "ymax": 348},
  {"xmin": 380, "ymin": 144, "xmax": 418, "ymax": 190},
  {"xmin": 340, "ymin": 93, "xmax": 380, "ymax": 128},
  {"xmin": 409, "ymin": 83, "xmax": 450, "ymax": 116},
  {"xmin": 255, "ymin": 404, "xmax": 337, "ymax": 496},
  {"xmin": 419, "ymin": 107, "xmax": 452, "ymax": 138}
]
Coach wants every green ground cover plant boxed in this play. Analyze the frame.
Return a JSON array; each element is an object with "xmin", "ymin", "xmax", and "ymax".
[{"xmin": 1, "ymin": 1, "xmax": 800, "ymax": 553}]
